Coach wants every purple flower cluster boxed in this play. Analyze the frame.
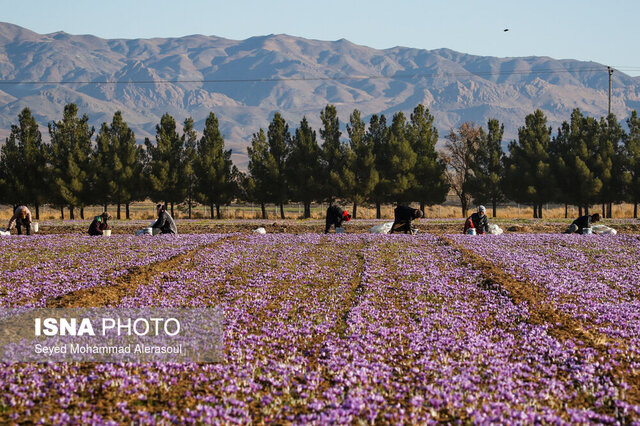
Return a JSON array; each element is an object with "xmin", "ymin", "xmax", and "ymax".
[
  {"xmin": 0, "ymin": 234, "xmax": 224, "ymax": 308},
  {"xmin": 0, "ymin": 233, "xmax": 638, "ymax": 423}
]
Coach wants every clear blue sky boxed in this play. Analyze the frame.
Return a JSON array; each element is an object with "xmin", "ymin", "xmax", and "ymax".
[{"xmin": 3, "ymin": 0, "xmax": 639, "ymax": 76}]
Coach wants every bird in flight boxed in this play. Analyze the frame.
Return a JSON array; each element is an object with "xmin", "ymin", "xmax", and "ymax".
[{"xmin": 504, "ymin": 28, "xmax": 509, "ymax": 32}]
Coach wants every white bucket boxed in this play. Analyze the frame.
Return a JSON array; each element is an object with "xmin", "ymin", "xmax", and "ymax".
[
  {"xmin": 32, "ymin": 222, "xmax": 39, "ymax": 233},
  {"xmin": 103, "ymin": 229, "xmax": 112, "ymax": 236},
  {"xmin": 467, "ymin": 228, "xmax": 476, "ymax": 235},
  {"xmin": 583, "ymin": 227, "xmax": 593, "ymax": 235}
]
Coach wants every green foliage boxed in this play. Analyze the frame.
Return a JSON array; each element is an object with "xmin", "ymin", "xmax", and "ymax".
[
  {"xmin": 342, "ymin": 109, "xmax": 379, "ymax": 217},
  {"xmin": 319, "ymin": 104, "xmax": 346, "ymax": 201},
  {"xmin": 144, "ymin": 113, "xmax": 187, "ymax": 208},
  {"xmin": 286, "ymin": 116, "xmax": 323, "ymax": 217},
  {"xmin": 467, "ymin": 119, "xmax": 506, "ymax": 216},
  {"xmin": 624, "ymin": 110, "xmax": 640, "ymax": 204},
  {"xmin": 48, "ymin": 103, "xmax": 95, "ymax": 214},
  {"xmin": 93, "ymin": 111, "xmax": 141, "ymax": 210},
  {"xmin": 504, "ymin": 110, "xmax": 555, "ymax": 215},
  {"xmin": 194, "ymin": 112, "xmax": 236, "ymax": 218},
  {"xmin": 407, "ymin": 104, "xmax": 449, "ymax": 209},
  {"xmin": 0, "ymin": 108, "xmax": 48, "ymax": 210}
]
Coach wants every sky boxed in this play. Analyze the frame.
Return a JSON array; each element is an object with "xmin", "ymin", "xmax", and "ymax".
[{"xmin": 2, "ymin": 0, "xmax": 639, "ymax": 76}]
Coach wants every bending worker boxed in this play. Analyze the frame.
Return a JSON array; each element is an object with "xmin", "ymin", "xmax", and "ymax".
[
  {"xmin": 390, "ymin": 205, "xmax": 423, "ymax": 234},
  {"xmin": 7, "ymin": 205, "xmax": 33, "ymax": 235},
  {"xmin": 325, "ymin": 205, "xmax": 351, "ymax": 233},
  {"xmin": 152, "ymin": 204, "xmax": 177, "ymax": 235},
  {"xmin": 88, "ymin": 212, "xmax": 111, "ymax": 236},
  {"xmin": 565, "ymin": 213, "xmax": 600, "ymax": 234},
  {"xmin": 464, "ymin": 205, "xmax": 489, "ymax": 235}
]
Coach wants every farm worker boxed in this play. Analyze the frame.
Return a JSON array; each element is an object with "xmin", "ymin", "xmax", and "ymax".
[
  {"xmin": 6, "ymin": 205, "xmax": 32, "ymax": 235},
  {"xmin": 464, "ymin": 205, "xmax": 489, "ymax": 235},
  {"xmin": 152, "ymin": 204, "xmax": 177, "ymax": 235},
  {"xmin": 88, "ymin": 212, "xmax": 111, "ymax": 236},
  {"xmin": 564, "ymin": 213, "xmax": 600, "ymax": 234},
  {"xmin": 324, "ymin": 205, "xmax": 351, "ymax": 233},
  {"xmin": 390, "ymin": 205, "xmax": 423, "ymax": 234}
]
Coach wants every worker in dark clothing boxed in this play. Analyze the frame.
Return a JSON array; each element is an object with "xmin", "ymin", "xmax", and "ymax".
[
  {"xmin": 565, "ymin": 213, "xmax": 600, "ymax": 234},
  {"xmin": 464, "ymin": 205, "xmax": 489, "ymax": 235},
  {"xmin": 88, "ymin": 212, "xmax": 111, "ymax": 236},
  {"xmin": 324, "ymin": 205, "xmax": 351, "ymax": 233},
  {"xmin": 152, "ymin": 204, "xmax": 177, "ymax": 235},
  {"xmin": 7, "ymin": 206, "xmax": 32, "ymax": 235},
  {"xmin": 390, "ymin": 205, "xmax": 423, "ymax": 234}
]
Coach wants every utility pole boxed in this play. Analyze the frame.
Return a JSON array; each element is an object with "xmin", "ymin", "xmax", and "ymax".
[{"xmin": 608, "ymin": 66, "xmax": 614, "ymax": 115}]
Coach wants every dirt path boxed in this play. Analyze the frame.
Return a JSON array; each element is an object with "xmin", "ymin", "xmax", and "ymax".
[
  {"xmin": 45, "ymin": 236, "xmax": 237, "ymax": 308},
  {"xmin": 440, "ymin": 236, "xmax": 640, "ymax": 405}
]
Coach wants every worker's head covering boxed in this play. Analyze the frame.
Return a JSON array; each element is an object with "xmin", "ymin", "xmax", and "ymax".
[
  {"xmin": 100, "ymin": 212, "xmax": 111, "ymax": 220},
  {"xmin": 343, "ymin": 211, "xmax": 351, "ymax": 222},
  {"xmin": 592, "ymin": 213, "xmax": 601, "ymax": 222},
  {"xmin": 414, "ymin": 209, "xmax": 424, "ymax": 218},
  {"xmin": 478, "ymin": 205, "xmax": 486, "ymax": 214}
]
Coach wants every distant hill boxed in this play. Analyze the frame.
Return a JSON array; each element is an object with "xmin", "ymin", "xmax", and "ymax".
[{"xmin": 0, "ymin": 22, "xmax": 638, "ymax": 168}]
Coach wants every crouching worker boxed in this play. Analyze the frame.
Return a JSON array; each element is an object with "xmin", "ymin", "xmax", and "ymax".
[
  {"xmin": 390, "ymin": 205, "xmax": 423, "ymax": 234},
  {"xmin": 152, "ymin": 204, "xmax": 177, "ymax": 235},
  {"xmin": 7, "ymin": 206, "xmax": 32, "ymax": 235},
  {"xmin": 565, "ymin": 213, "xmax": 600, "ymax": 234},
  {"xmin": 464, "ymin": 205, "xmax": 489, "ymax": 235},
  {"xmin": 325, "ymin": 205, "xmax": 351, "ymax": 233},
  {"xmin": 89, "ymin": 212, "xmax": 111, "ymax": 236}
]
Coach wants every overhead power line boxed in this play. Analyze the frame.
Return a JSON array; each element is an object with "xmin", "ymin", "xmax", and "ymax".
[{"xmin": 0, "ymin": 65, "xmax": 633, "ymax": 86}]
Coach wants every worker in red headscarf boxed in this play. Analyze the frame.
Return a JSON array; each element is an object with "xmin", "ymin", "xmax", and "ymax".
[{"xmin": 324, "ymin": 205, "xmax": 351, "ymax": 233}]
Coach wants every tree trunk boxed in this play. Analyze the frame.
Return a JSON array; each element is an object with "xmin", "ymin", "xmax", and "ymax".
[
  {"xmin": 608, "ymin": 202, "xmax": 613, "ymax": 218},
  {"xmin": 80, "ymin": 207, "xmax": 84, "ymax": 220},
  {"xmin": 104, "ymin": 203, "xmax": 108, "ymax": 212},
  {"xmin": 188, "ymin": 197, "xmax": 192, "ymax": 219},
  {"xmin": 602, "ymin": 203, "xmax": 606, "ymax": 218},
  {"xmin": 353, "ymin": 202, "xmax": 358, "ymax": 220},
  {"xmin": 533, "ymin": 204, "xmax": 537, "ymax": 219},
  {"xmin": 216, "ymin": 204, "xmax": 221, "ymax": 219},
  {"xmin": 565, "ymin": 203, "xmax": 568, "ymax": 219},
  {"xmin": 170, "ymin": 202, "xmax": 175, "ymax": 218},
  {"xmin": 460, "ymin": 196, "xmax": 468, "ymax": 219},
  {"xmin": 126, "ymin": 203, "xmax": 130, "ymax": 220},
  {"xmin": 578, "ymin": 206, "xmax": 583, "ymax": 217},
  {"xmin": 585, "ymin": 205, "xmax": 590, "ymax": 215},
  {"xmin": 261, "ymin": 203, "xmax": 266, "ymax": 219},
  {"xmin": 35, "ymin": 203, "xmax": 40, "ymax": 220},
  {"xmin": 69, "ymin": 206, "xmax": 75, "ymax": 220},
  {"xmin": 376, "ymin": 203, "xmax": 381, "ymax": 219},
  {"xmin": 538, "ymin": 204, "xmax": 543, "ymax": 219},
  {"xmin": 635, "ymin": 202, "xmax": 638, "ymax": 219},
  {"xmin": 60, "ymin": 207, "xmax": 64, "ymax": 220},
  {"xmin": 492, "ymin": 200, "xmax": 497, "ymax": 218},
  {"xmin": 280, "ymin": 203, "xmax": 285, "ymax": 219},
  {"xmin": 209, "ymin": 203, "xmax": 214, "ymax": 219},
  {"xmin": 117, "ymin": 204, "xmax": 121, "ymax": 220},
  {"xmin": 304, "ymin": 202, "xmax": 311, "ymax": 219}
]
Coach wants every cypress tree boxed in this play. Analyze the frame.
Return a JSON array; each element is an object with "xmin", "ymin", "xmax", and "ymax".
[
  {"xmin": 0, "ymin": 108, "xmax": 48, "ymax": 219},
  {"xmin": 343, "ymin": 109, "xmax": 378, "ymax": 219},
  {"xmin": 319, "ymin": 104, "xmax": 345, "ymax": 203},
  {"xmin": 368, "ymin": 114, "xmax": 388, "ymax": 218},
  {"xmin": 48, "ymin": 103, "xmax": 94, "ymax": 220},
  {"xmin": 407, "ymin": 104, "xmax": 449, "ymax": 213},
  {"xmin": 247, "ymin": 129, "xmax": 272, "ymax": 219},
  {"xmin": 286, "ymin": 117, "xmax": 323, "ymax": 218},
  {"xmin": 194, "ymin": 112, "xmax": 235, "ymax": 219},
  {"xmin": 624, "ymin": 110, "xmax": 640, "ymax": 217},
  {"xmin": 144, "ymin": 113, "xmax": 186, "ymax": 217},
  {"xmin": 505, "ymin": 110, "xmax": 555, "ymax": 218},
  {"xmin": 467, "ymin": 119, "xmax": 506, "ymax": 218},
  {"xmin": 266, "ymin": 113, "xmax": 290, "ymax": 219},
  {"xmin": 182, "ymin": 117, "xmax": 198, "ymax": 219}
]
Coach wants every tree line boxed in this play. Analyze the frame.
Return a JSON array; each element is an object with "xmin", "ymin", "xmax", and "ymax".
[{"xmin": 1, "ymin": 102, "xmax": 639, "ymax": 220}]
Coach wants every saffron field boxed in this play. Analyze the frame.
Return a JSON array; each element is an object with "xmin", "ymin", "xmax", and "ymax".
[{"xmin": 0, "ymin": 230, "xmax": 639, "ymax": 423}]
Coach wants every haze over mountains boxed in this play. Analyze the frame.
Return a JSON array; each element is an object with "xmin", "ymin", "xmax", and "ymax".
[{"xmin": 0, "ymin": 22, "xmax": 639, "ymax": 167}]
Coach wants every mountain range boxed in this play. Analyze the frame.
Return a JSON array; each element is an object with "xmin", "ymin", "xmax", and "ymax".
[{"xmin": 1, "ymin": 22, "xmax": 639, "ymax": 168}]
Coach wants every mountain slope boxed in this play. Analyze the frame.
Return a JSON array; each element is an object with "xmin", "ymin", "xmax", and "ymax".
[{"xmin": 0, "ymin": 22, "xmax": 638, "ymax": 167}]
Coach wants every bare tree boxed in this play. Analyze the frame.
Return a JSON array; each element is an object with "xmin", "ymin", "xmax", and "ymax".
[{"xmin": 442, "ymin": 122, "xmax": 482, "ymax": 218}]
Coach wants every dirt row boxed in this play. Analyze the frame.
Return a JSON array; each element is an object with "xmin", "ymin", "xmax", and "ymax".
[{"xmin": 441, "ymin": 236, "xmax": 640, "ymax": 406}]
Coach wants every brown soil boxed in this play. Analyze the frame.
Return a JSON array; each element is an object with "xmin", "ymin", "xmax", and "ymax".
[
  {"xmin": 441, "ymin": 236, "xmax": 640, "ymax": 406},
  {"xmin": 45, "ymin": 236, "xmax": 237, "ymax": 308}
]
